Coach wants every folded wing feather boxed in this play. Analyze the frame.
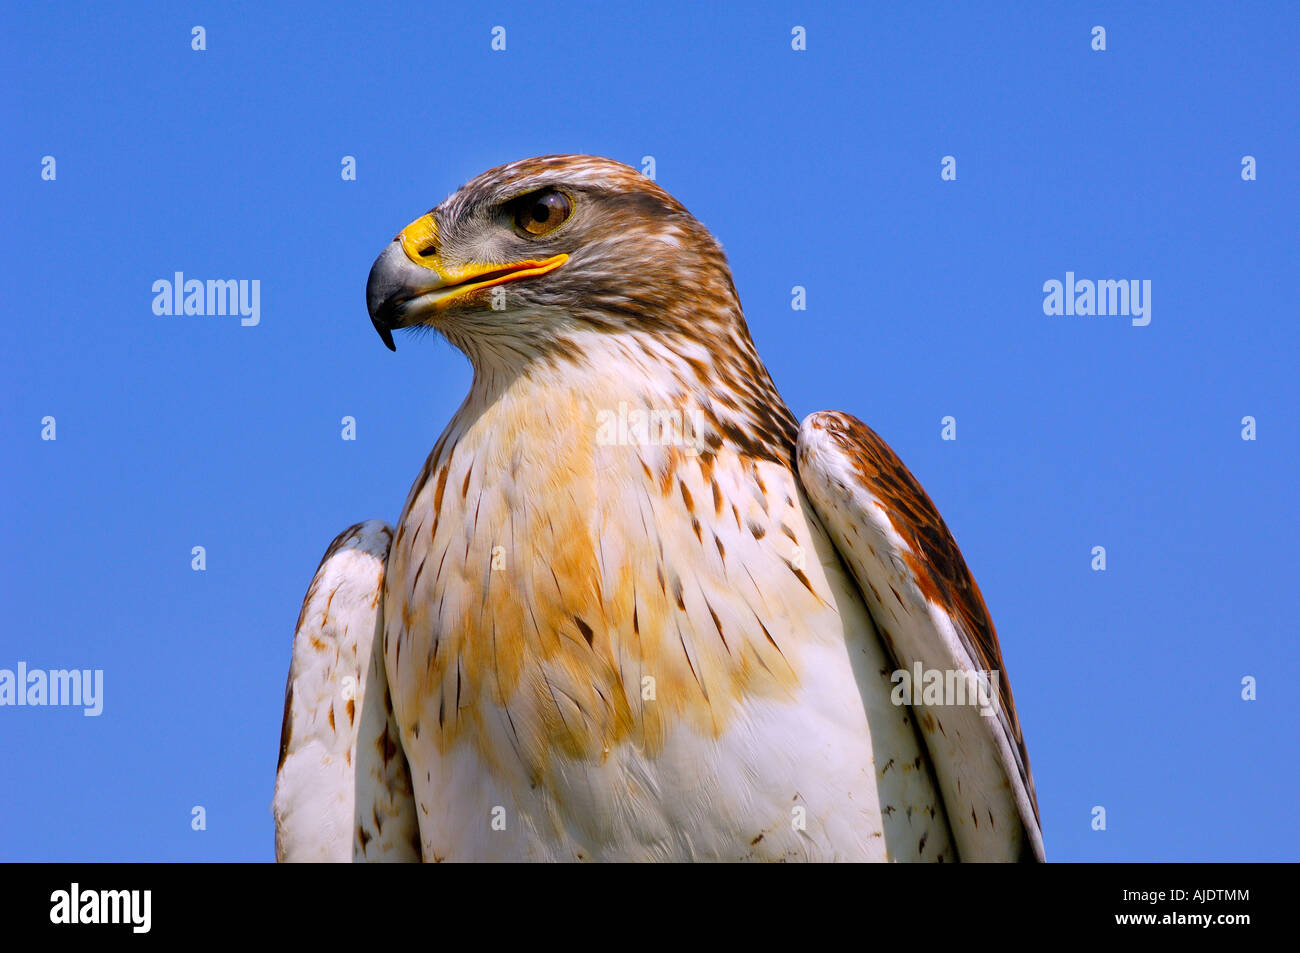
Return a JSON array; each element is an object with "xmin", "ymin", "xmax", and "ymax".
[
  {"xmin": 797, "ymin": 411, "xmax": 1044, "ymax": 862},
  {"xmin": 273, "ymin": 520, "xmax": 421, "ymax": 862}
]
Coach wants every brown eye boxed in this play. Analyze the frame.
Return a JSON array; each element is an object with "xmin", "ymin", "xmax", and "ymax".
[{"xmin": 513, "ymin": 189, "xmax": 571, "ymax": 236}]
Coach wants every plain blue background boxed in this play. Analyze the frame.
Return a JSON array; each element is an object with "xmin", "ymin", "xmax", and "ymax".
[{"xmin": 2, "ymin": 2, "xmax": 1296, "ymax": 861}]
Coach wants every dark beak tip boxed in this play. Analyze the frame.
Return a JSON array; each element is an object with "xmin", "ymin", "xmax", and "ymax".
[
  {"xmin": 373, "ymin": 319, "xmax": 397, "ymax": 351},
  {"xmin": 367, "ymin": 242, "xmax": 408, "ymax": 352}
]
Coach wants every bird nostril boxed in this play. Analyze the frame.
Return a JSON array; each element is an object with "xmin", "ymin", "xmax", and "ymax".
[{"xmin": 418, "ymin": 244, "xmax": 438, "ymax": 258}]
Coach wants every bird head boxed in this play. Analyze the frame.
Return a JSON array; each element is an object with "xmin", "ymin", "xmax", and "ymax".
[
  {"xmin": 366, "ymin": 154, "xmax": 798, "ymax": 462},
  {"xmin": 366, "ymin": 155, "xmax": 744, "ymax": 363}
]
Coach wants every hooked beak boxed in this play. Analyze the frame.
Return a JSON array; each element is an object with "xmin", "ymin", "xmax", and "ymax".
[{"xmin": 365, "ymin": 213, "xmax": 568, "ymax": 351}]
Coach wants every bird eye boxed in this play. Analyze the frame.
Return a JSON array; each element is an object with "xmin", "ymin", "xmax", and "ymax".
[{"xmin": 512, "ymin": 189, "xmax": 572, "ymax": 237}]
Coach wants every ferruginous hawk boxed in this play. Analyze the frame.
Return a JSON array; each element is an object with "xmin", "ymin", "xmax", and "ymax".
[{"xmin": 273, "ymin": 155, "xmax": 1044, "ymax": 862}]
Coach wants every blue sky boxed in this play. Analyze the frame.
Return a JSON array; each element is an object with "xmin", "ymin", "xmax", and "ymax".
[{"xmin": 2, "ymin": 1, "xmax": 1295, "ymax": 861}]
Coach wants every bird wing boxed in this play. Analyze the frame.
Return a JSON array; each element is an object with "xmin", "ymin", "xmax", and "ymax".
[
  {"xmin": 273, "ymin": 520, "xmax": 421, "ymax": 862},
  {"xmin": 796, "ymin": 411, "xmax": 1044, "ymax": 861}
]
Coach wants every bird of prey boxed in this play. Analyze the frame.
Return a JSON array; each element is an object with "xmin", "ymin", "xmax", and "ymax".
[{"xmin": 273, "ymin": 154, "xmax": 1044, "ymax": 862}]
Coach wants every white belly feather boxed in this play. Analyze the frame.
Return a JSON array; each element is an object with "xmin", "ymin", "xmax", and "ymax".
[{"xmin": 384, "ymin": 370, "xmax": 953, "ymax": 862}]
